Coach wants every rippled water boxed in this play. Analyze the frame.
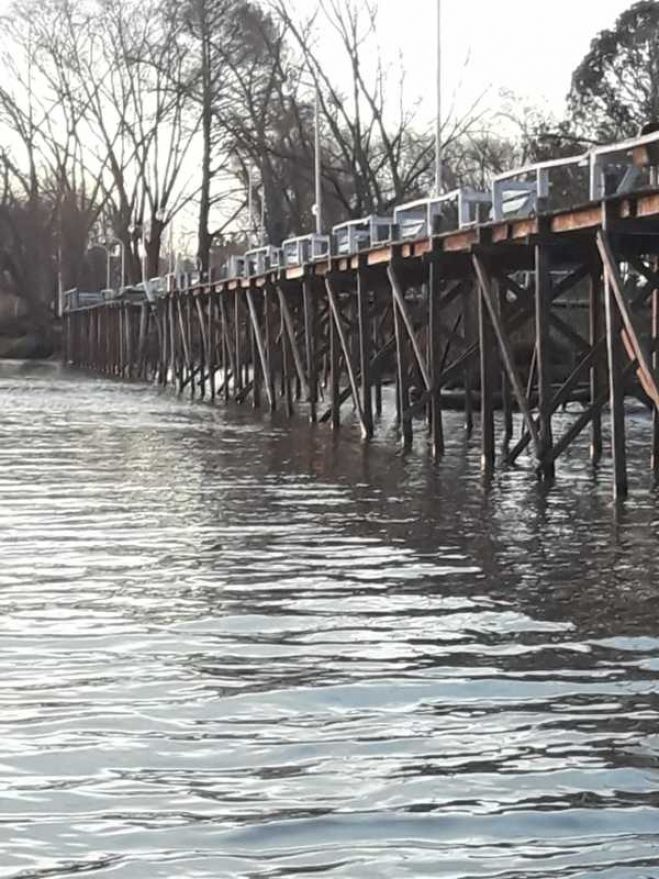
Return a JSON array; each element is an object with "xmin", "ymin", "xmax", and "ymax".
[{"xmin": 1, "ymin": 361, "xmax": 658, "ymax": 878}]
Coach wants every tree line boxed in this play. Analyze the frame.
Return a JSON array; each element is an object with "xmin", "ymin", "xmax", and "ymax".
[{"xmin": 0, "ymin": 0, "xmax": 657, "ymax": 344}]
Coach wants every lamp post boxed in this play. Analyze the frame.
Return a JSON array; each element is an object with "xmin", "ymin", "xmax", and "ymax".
[
  {"xmin": 435, "ymin": 0, "xmax": 443, "ymax": 195},
  {"xmin": 247, "ymin": 166, "xmax": 254, "ymax": 246},
  {"xmin": 288, "ymin": 66, "xmax": 323, "ymax": 234},
  {"xmin": 260, "ymin": 188, "xmax": 266, "ymax": 246},
  {"xmin": 313, "ymin": 85, "xmax": 322, "ymax": 234}
]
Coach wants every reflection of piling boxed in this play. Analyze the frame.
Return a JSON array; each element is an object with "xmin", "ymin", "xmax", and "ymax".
[{"xmin": 64, "ymin": 196, "xmax": 659, "ymax": 500}]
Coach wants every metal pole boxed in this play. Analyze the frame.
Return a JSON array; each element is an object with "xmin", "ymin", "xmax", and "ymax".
[
  {"xmin": 248, "ymin": 166, "xmax": 254, "ymax": 245},
  {"xmin": 57, "ymin": 244, "xmax": 64, "ymax": 318},
  {"xmin": 435, "ymin": 0, "xmax": 442, "ymax": 195},
  {"xmin": 260, "ymin": 189, "xmax": 266, "ymax": 245},
  {"xmin": 314, "ymin": 86, "xmax": 322, "ymax": 234}
]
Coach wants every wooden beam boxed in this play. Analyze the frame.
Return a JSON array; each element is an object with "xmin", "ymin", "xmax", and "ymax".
[
  {"xmin": 246, "ymin": 289, "xmax": 275, "ymax": 410},
  {"xmin": 263, "ymin": 287, "xmax": 277, "ymax": 412},
  {"xmin": 473, "ymin": 254, "xmax": 541, "ymax": 457},
  {"xmin": 584, "ymin": 268, "xmax": 603, "ymax": 467},
  {"xmin": 219, "ymin": 293, "xmax": 232, "ymax": 403},
  {"xmin": 602, "ymin": 244, "xmax": 628, "ymax": 498},
  {"xmin": 277, "ymin": 286, "xmax": 310, "ymax": 400},
  {"xmin": 428, "ymin": 259, "xmax": 444, "ymax": 457},
  {"xmin": 234, "ymin": 293, "xmax": 243, "ymax": 395},
  {"xmin": 547, "ymin": 358, "xmax": 638, "ymax": 466},
  {"xmin": 549, "ymin": 312, "xmax": 591, "ymax": 357},
  {"xmin": 507, "ymin": 338, "xmax": 606, "ymax": 466},
  {"xmin": 653, "ymin": 284, "xmax": 659, "ymax": 482},
  {"xmin": 325, "ymin": 277, "xmax": 369, "ymax": 439},
  {"xmin": 357, "ymin": 267, "xmax": 374, "ymax": 438},
  {"xmin": 387, "ymin": 265, "xmax": 432, "ymax": 392},
  {"xmin": 176, "ymin": 296, "xmax": 191, "ymax": 394},
  {"xmin": 207, "ymin": 292, "xmax": 217, "ymax": 402},
  {"xmin": 329, "ymin": 302, "xmax": 340, "ymax": 430},
  {"xmin": 392, "ymin": 284, "xmax": 413, "ymax": 448},
  {"xmin": 597, "ymin": 230, "xmax": 659, "ymax": 408},
  {"xmin": 499, "ymin": 282, "xmax": 513, "ymax": 450},
  {"xmin": 478, "ymin": 265, "xmax": 495, "ymax": 473},
  {"xmin": 462, "ymin": 284, "xmax": 474, "ymax": 436},
  {"xmin": 535, "ymin": 244, "xmax": 555, "ymax": 479},
  {"xmin": 302, "ymin": 279, "xmax": 318, "ymax": 422},
  {"xmin": 194, "ymin": 296, "xmax": 208, "ymax": 400},
  {"xmin": 281, "ymin": 302, "xmax": 294, "ymax": 416},
  {"xmin": 185, "ymin": 295, "xmax": 195, "ymax": 398}
]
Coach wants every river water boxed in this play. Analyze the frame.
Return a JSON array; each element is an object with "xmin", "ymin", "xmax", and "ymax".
[{"xmin": 0, "ymin": 361, "xmax": 658, "ymax": 878}]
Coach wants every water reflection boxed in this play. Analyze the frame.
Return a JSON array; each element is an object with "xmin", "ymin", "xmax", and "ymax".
[{"xmin": 0, "ymin": 361, "xmax": 658, "ymax": 878}]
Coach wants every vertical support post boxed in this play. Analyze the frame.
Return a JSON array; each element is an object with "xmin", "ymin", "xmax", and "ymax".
[
  {"xmin": 243, "ymin": 295, "xmax": 250, "ymax": 391},
  {"xmin": 137, "ymin": 302, "xmax": 147, "ymax": 379},
  {"xmin": 535, "ymin": 243, "xmax": 555, "ymax": 479},
  {"xmin": 652, "ymin": 284, "xmax": 659, "ymax": 482},
  {"xmin": 500, "ymin": 283, "xmax": 513, "ymax": 450},
  {"xmin": 589, "ymin": 264, "xmax": 604, "ymax": 466},
  {"xmin": 196, "ymin": 295, "xmax": 207, "ymax": 400},
  {"xmin": 428, "ymin": 255, "xmax": 444, "ymax": 457},
  {"xmin": 603, "ymin": 246, "xmax": 628, "ymax": 498},
  {"xmin": 373, "ymin": 297, "xmax": 383, "ymax": 418},
  {"xmin": 160, "ymin": 300, "xmax": 168, "ymax": 385},
  {"xmin": 478, "ymin": 260, "xmax": 495, "ymax": 473},
  {"xmin": 185, "ymin": 294, "xmax": 195, "ymax": 398},
  {"xmin": 176, "ymin": 295, "xmax": 189, "ymax": 394},
  {"xmin": 220, "ymin": 293, "xmax": 230, "ymax": 403},
  {"xmin": 281, "ymin": 298, "xmax": 293, "ymax": 416},
  {"xmin": 329, "ymin": 305, "xmax": 340, "ymax": 430},
  {"xmin": 252, "ymin": 320, "xmax": 261, "ymax": 408},
  {"xmin": 168, "ymin": 294, "xmax": 177, "ymax": 391},
  {"xmin": 264, "ymin": 287, "xmax": 276, "ymax": 412},
  {"xmin": 208, "ymin": 290, "xmax": 217, "ymax": 402},
  {"xmin": 302, "ymin": 278, "xmax": 318, "ymax": 422},
  {"xmin": 357, "ymin": 264, "xmax": 373, "ymax": 438},
  {"xmin": 391, "ymin": 259, "xmax": 413, "ymax": 448},
  {"xmin": 120, "ymin": 306, "xmax": 125, "ymax": 376},
  {"xmin": 462, "ymin": 284, "xmax": 474, "ymax": 436},
  {"xmin": 125, "ymin": 304, "xmax": 133, "ymax": 379},
  {"xmin": 234, "ymin": 292, "xmax": 243, "ymax": 397}
]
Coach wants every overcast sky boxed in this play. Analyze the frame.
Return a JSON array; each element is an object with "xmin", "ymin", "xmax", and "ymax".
[{"xmin": 295, "ymin": 0, "xmax": 634, "ymax": 124}]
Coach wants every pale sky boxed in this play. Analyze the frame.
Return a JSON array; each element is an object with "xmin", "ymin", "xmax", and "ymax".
[{"xmin": 296, "ymin": 0, "xmax": 635, "ymax": 124}]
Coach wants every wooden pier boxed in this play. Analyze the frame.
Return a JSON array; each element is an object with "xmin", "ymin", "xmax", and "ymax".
[{"xmin": 64, "ymin": 191, "xmax": 659, "ymax": 499}]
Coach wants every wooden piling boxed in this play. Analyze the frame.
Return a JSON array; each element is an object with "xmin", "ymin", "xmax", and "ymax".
[
  {"xmin": 357, "ymin": 265, "xmax": 374, "ymax": 439},
  {"xmin": 589, "ymin": 266, "xmax": 604, "ymax": 466},
  {"xmin": 535, "ymin": 244, "xmax": 555, "ymax": 480},
  {"xmin": 428, "ymin": 256, "xmax": 444, "ymax": 458},
  {"xmin": 653, "ymin": 284, "xmax": 659, "ymax": 483},
  {"xmin": 602, "ymin": 245, "xmax": 628, "ymax": 498},
  {"xmin": 477, "ymin": 263, "xmax": 496, "ymax": 473},
  {"xmin": 302, "ymin": 278, "xmax": 318, "ymax": 422}
]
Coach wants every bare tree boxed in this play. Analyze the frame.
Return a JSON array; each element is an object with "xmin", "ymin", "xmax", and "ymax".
[
  {"xmin": 20, "ymin": 0, "xmax": 202, "ymax": 282},
  {"xmin": 0, "ymin": 7, "xmax": 106, "ymax": 334},
  {"xmin": 212, "ymin": 0, "xmax": 492, "ymax": 244}
]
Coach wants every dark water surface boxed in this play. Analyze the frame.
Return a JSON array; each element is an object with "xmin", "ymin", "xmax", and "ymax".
[{"xmin": 1, "ymin": 362, "xmax": 658, "ymax": 878}]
